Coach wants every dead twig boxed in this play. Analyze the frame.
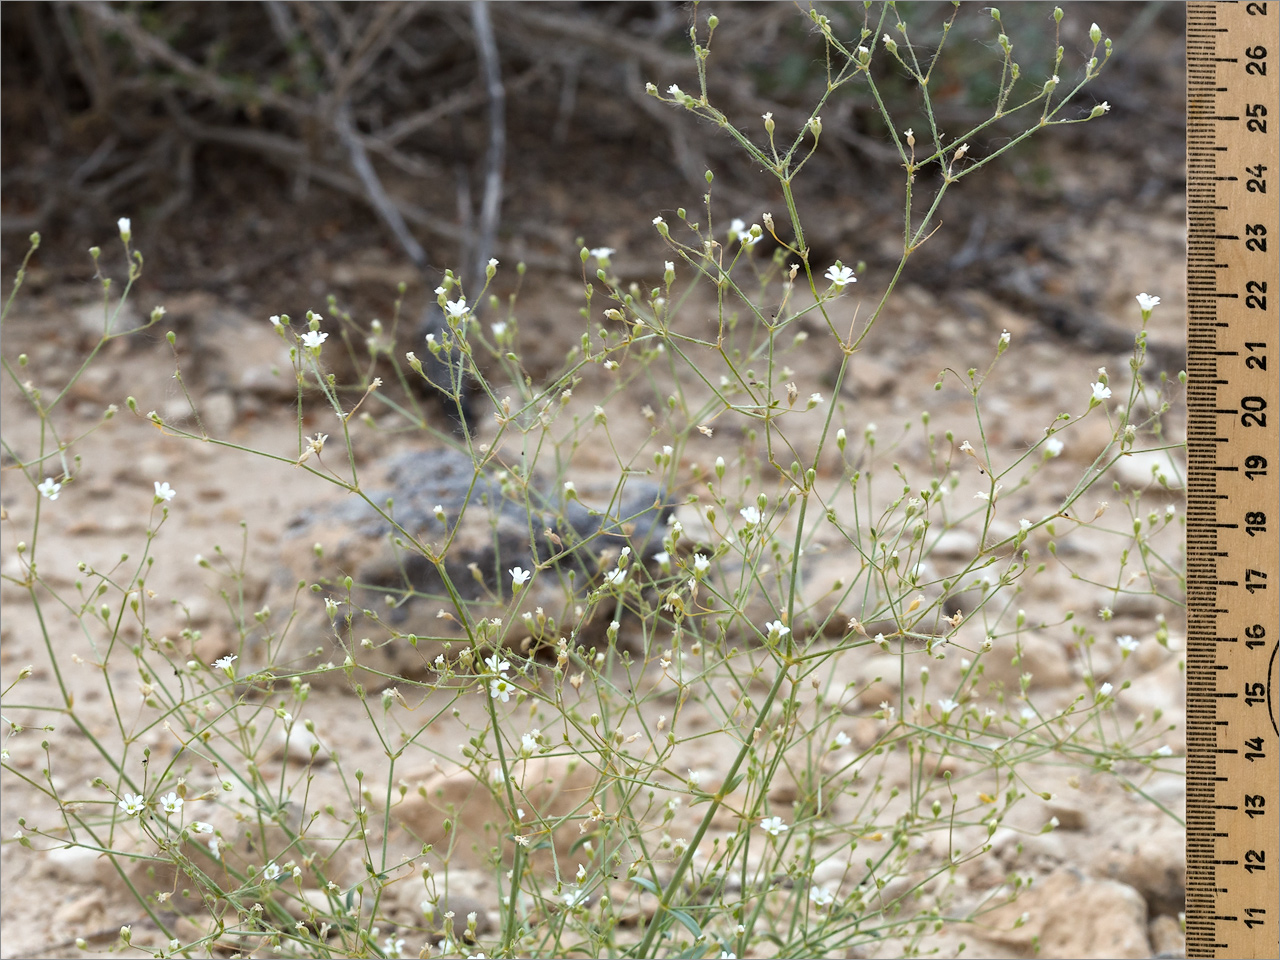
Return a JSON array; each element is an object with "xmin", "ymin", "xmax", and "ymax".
[
  {"xmin": 469, "ymin": 0, "xmax": 505, "ymax": 289},
  {"xmin": 78, "ymin": 0, "xmax": 315, "ymax": 118},
  {"xmin": 334, "ymin": 102, "xmax": 430, "ymax": 272}
]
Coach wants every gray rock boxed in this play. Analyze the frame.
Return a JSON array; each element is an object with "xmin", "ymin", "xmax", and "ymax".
[{"xmin": 260, "ymin": 447, "xmax": 671, "ymax": 685}]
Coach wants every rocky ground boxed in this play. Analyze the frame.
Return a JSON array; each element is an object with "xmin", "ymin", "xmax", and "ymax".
[{"xmin": 2, "ymin": 3, "xmax": 1189, "ymax": 957}]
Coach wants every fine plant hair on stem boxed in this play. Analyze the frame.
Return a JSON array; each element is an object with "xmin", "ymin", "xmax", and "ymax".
[{"xmin": 1, "ymin": 6, "xmax": 1184, "ymax": 960}]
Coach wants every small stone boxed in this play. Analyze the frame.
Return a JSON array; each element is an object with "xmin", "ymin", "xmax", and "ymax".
[
  {"xmin": 1111, "ymin": 449, "xmax": 1183, "ymax": 492},
  {"xmin": 1092, "ymin": 817, "xmax": 1184, "ymax": 917},
  {"xmin": 43, "ymin": 845, "xmax": 102, "ymax": 883},
  {"xmin": 978, "ymin": 868, "xmax": 1150, "ymax": 958},
  {"xmin": 1148, "ymin": 914, "xmax": 1185, "ymax": 958},
  {"xmin": 931, "ymin": 529, "xmax": 981, "ymax": 559},
  {"xmin": 1044, "ymin": 799, "xmax": 1088, "ymax": 831},
  {"xmin": 201, "ymin": 390, "xmax": 237, "ymax": 435},
  {"xmin": 267, "ymin": 725, "xmax": 327, "ymax": 765},
  {"xmin": 76, "ymin": 300, "xmax": 143, "ymax": 338}
]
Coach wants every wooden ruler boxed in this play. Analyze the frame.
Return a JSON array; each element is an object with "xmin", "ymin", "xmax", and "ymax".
[{"xmin": 1186, "ymin": 3, "xmax": 1280, "ymax": 958}]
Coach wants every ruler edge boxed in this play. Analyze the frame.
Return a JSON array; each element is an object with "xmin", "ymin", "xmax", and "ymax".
[{"xmin": 1184, "ymin": 2, "xmax": 1280, "ymax": 959}]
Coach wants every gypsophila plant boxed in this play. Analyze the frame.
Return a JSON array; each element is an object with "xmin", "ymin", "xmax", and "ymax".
[{"xmin": 2, "ymin": 6, "xmax": 1183, "ymax": 959}]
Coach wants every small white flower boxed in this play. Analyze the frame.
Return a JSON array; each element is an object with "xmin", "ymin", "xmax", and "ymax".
[
  {"xmin": 37, "ymin": 477, "xmax": 62, "ymax": 501},
  {"xmin": 269, "ymin": 315, "xmax": 282, "ymax": 328},
  {"xmin": 603, "ymin": 569, "xmax": 626, "ymax": 586},
  {"xmin": 1135, "ymin": 293, "xmax": 1161, "ymax": 312},
  {"xmin": 488, "ymin": 258, "xmax": 499, "ymax": 268},
  {"xmin": 1045, "ymin": 437, "xmax": 1064, "ymax": 457},
  {"xmin": 999, "ymin": 329, "xmax": 1011, "ymax": 346},
  {"xmin": 667, "ymin": 84, "xmax": 683, "ymax": 98},
  {"xmin": 936, "ymin": 698, "xmax": 959, "ymax": 716},
  {"xmin": 213, "ymin": 654, "xmax": 238, "ymax": 671},
  {"xmin": 562, "ymin": 887, "xmax": 589, "ymax": 908},
  {"xmin": 118, "ymin": 217, "xmax": 132, "ymax": 240},
  {"xmin": 154, "ymin": 481, "xmax": 176, "ymax": 502},
  {"xmin": 444, "ymin": 298, "xmax": 469, "ymax": 319},
  {"xmin": 521, "ymin": 731, "xmax": 539, "ymax": 755},
  {"xmin": 759, "ymin": 815, "xmax": 788, "ymax": 837},
  {"xmin": 1097, "ymin": 682, "xmax": 1113, "ymax": 697},
  {"xmin": 208, "ymin": 836, "xmax": 221, "ymax": 860},
  {"xmin": 1116, "ymin": 634, "xmax": 1139, "ymax": 653},
  {"xmin": 118, "ymin": 793, "xmax": 146, "ymax": 816},
  {"xmin": 1091, "ymin": 381, "xmax": 1112, "ymax": 402},
  {"xmin": 159, "ymin": 792, "xmax": 183, "ymax": 816},
  {"xmin": 728, "ymin": 217, "xmax": 747, "ymax": 239},
  {"xmin": 739, "ymin": 506, "xmax": 761, "ymax": 527},
  {"xmin": 190, "ymin": 821, "xmax": 214, "ymax": 834},
  {"xmin": 489, "ymin": 677, "xmax": 514, "ymax": 702},
  {"xmin": 262, "ymin": 862, "xmax": 281, "ymax": 881},
  {"xmin": 740, "ymin": 225, "xmax": 762, "ymax": 248},
  {"xmin": 589, "ymin": 247, "xmax": 615, "ymax": 261},
  {"xmin": 824, "ymin": 263, "xmax": 857, "ymax": 288},
  {"xmin": 483, "ymin": 654, "xmax": 511, "ymax": 675},
  {"xmin": 810, "ymin": 885, "xmax": 836, "ymax": 908},
  {"xmin": 1019, "ymin": 518, "xmax": 1032, "ymax": 533},
  {"xmin": 692, "ymin": 553, "xmax": 710, "ymax": 573},
  {"xmin": 490, "ymin": 321, "xmax": 508, "ymax": 338},
  {"xmin": 832, "ymin": 731, "xmax": 851, "ymax": 750},
  {"xmin": 509, "ymin": 566, "xmax": 531, "ymax": 587},
  {"xmin": 1154, "ymin": 744, "xmax": 1173, "ymax": 757},
  {"xmin": 764, "ymin": 619, "xmax": 790, "ymax": 640},
  {"xmin": 300, "ymin": 330, "xmax": 328, "ymax": 350}
]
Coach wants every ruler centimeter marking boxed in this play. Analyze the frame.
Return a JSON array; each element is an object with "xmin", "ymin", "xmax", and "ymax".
[{"xmin": 1186, "ymin": 3, "xmax": 1280, "ymax": 959}]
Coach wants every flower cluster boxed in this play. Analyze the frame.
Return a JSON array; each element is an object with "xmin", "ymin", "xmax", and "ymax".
[{"xmin": 485, "ymin": 653, "xmax": 515, "ymax": 703}]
